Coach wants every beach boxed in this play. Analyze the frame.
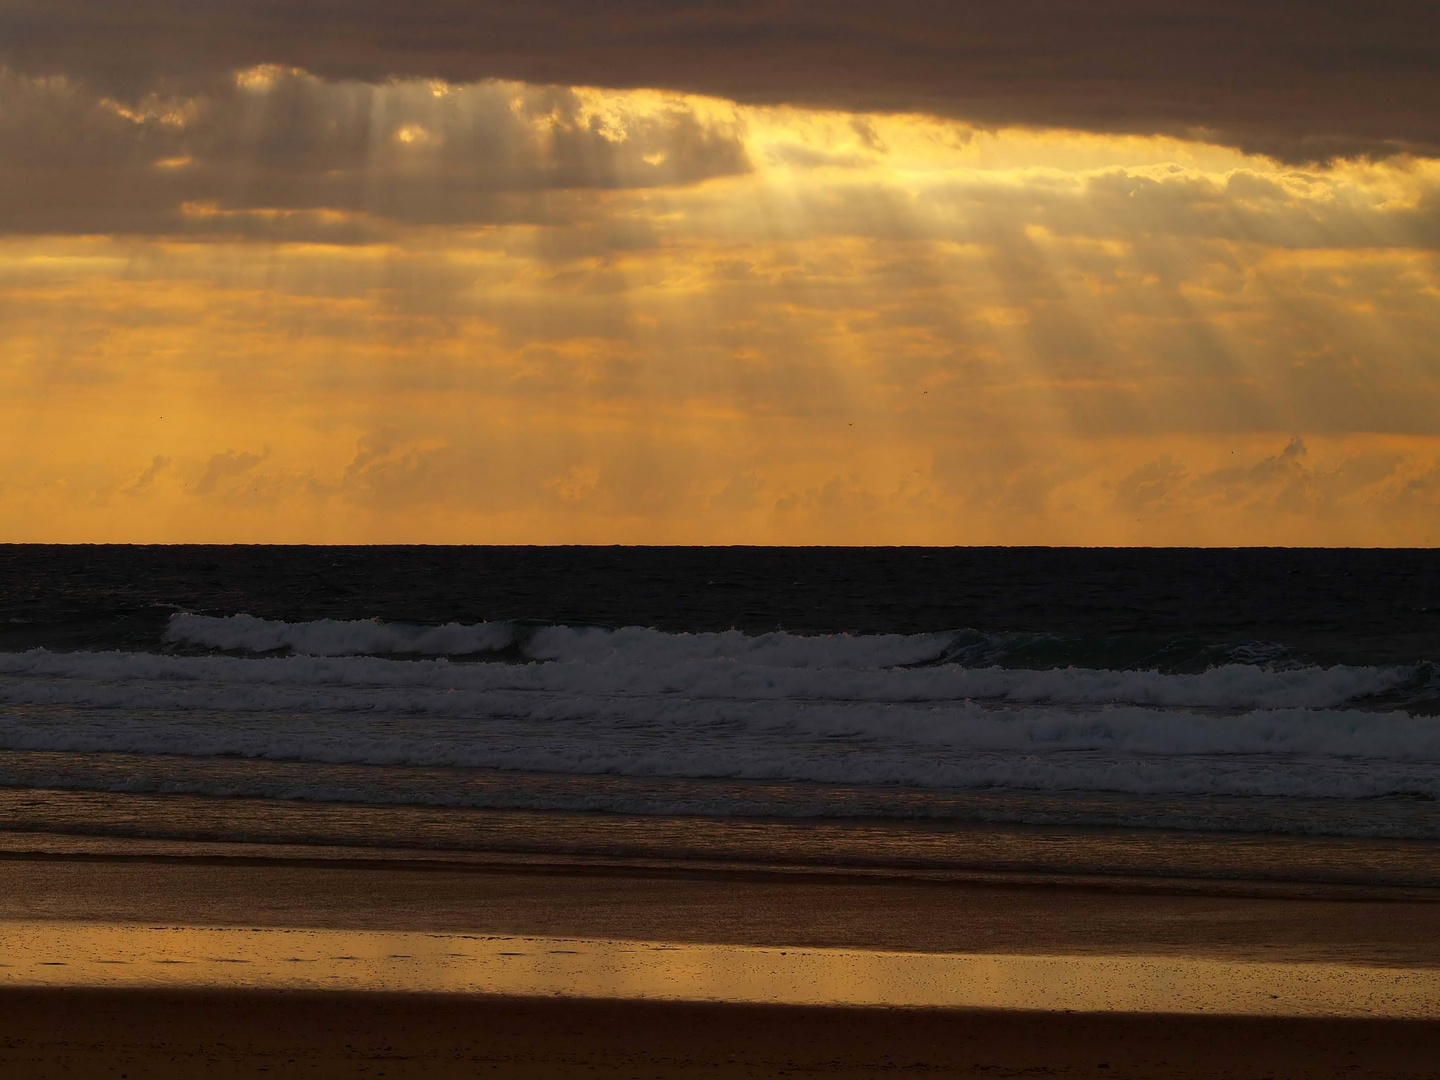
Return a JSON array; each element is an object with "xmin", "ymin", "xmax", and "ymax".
[
  {"xmin": 2, "ymin": 546, "xmax": 1439, "ymax": 1075},
  {"xmin": 4, "ymin": 843, "xmax": 1440, "ymax": 962},
  {"xmin": 6, "ymin": 987, "xmax": 1440, "ymax": 1078},
  {"xmin": 3, "ymin": 844, "xmax": 1440, "ymax": 1077}
]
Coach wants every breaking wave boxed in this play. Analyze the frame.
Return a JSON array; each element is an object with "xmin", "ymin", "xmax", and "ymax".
[
  {"xmin": 164, "ymin": 613, "xmax": 519, "ymax": 657},
  {"xmin": 3, "ymin": 614, "xmax": 1439, "ymax": 817}
]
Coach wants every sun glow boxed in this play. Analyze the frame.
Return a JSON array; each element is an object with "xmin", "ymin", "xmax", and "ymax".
[{"xmin": 2, "ymin": 70, "xmax": 1438, "ymax": 543}]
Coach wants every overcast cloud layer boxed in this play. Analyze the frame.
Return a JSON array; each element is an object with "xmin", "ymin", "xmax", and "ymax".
[{"xmin": 2, "ymin": 0, "xmax": 1438, "ymax": 161}]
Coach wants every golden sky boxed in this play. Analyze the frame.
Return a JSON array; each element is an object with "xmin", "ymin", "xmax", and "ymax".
[{"xmin": 3, "ymin": 9, "xmax": 1440, "ymax": 543}]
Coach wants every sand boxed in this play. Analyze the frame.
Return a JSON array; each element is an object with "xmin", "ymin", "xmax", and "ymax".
[
  {"xmin": 4, "ymin": 987, "xmax": 1440, "ymax": 1078},
  {"xmin": 2, "ymin": 851, "xmax": 1439, "ymax": 1077},
  {"xmin": 3, "ymin": 853, "xmax": 1440, "ymax": 964}
]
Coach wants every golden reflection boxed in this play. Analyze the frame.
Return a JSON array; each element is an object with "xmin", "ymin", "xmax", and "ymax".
[{"xmin": 1, "ymin": 921, "xmax": 1437, "ymax": 1017}]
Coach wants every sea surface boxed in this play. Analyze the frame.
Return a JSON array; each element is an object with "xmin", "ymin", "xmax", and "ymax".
[{"xmin": 2, "ymin": 545, "xmax": 1439, "ymax": 889}]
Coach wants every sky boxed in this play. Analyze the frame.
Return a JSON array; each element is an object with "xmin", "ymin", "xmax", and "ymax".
[{"xmin": 3, "ymin": 1, "xmax": 1439, "ymax": 545}]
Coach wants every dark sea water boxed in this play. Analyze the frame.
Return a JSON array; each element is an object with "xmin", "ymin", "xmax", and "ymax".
[{"xmin": 2, "ymin": 545, "xmax": 1439, "ymax": 888}]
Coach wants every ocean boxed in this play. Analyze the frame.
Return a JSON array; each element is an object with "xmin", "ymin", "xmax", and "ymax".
[{"xmin": 2, "ymin": 545, "xmax": 1439, "ymax": 889}]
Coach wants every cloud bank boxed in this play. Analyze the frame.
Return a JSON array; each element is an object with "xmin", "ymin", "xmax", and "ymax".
[
  {"xmin": 0, "ymin": 68, "xmax": 748, "ymax": 237},
  {"xmin": 2, "ymin": 0, "xmax": 1438, "ymax": 161}
]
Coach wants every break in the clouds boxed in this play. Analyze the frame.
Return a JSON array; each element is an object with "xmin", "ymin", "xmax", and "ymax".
[
  {"xmin": 2, "ymin": 0, "xmax": 1438, "ymax": 162},
  {"xmin": 1, "ymin": 5, "xmax": 1438, "ymax": 545}
]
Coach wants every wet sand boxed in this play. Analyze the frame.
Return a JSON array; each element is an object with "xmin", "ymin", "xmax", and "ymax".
[
  {"xmin": 4, "ymin": 851, "xmax": 1440, "ymax": 965},
  {"xmin": 2, "ymin": 850, "xmax": 1439, "ymax": 1077},
  {"xmin": 9, "ymin": 921, "xmax": 1440, "ymax": 1015}
]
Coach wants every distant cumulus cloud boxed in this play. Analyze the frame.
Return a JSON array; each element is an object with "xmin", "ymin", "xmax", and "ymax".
[
  {"xmin": 1113, "ymin": 454, "xmax": 1188, "ymax": 512},
  {"xmin": 1111, "ymin": 438, "xmax": 1439, "ymax": 535},
  {"xmin": 195, "ymin": 448, "xmax": 268, "ymax": 495},
  {"xmin": 122, "ymin": 454, "xmax": 171, "ymax": 496}
]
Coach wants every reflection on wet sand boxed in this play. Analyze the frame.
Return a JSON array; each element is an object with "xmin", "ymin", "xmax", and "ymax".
[{"xmin": 0, "ymin": 920, "xmax": 1436, "ymax": 1017}]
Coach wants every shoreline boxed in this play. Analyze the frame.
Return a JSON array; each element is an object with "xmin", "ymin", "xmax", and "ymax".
[
  {"xmin": 7, "ymin": 787, "xmax": 1440, "ymax": 892},
  {"xmin": 7, "ymin": 829, "xmax": 1440, "ymax": 904}
]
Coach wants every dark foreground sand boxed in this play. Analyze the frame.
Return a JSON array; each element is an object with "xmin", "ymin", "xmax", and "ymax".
[
  {"xmin": 3, "ymin": 850, "xmax": 1440, "ymax": 1077},
  {"xmin": 2, "ymin": 987, "xmax": 1439, "ymax": 1079}
]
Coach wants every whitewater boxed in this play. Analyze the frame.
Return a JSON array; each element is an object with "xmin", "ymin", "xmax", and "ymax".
[{"xmin": 1, "ymin": 612, "xmax": 1438, "ymax": 838}]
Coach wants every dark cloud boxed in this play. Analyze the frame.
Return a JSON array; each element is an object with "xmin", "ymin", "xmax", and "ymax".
[
  {"xmin": 0, "ymin": 68, "xmax": 748, "ymax": 236},
  {"xmin": 1, "ymin": 1, "xmax": 1437, "ymax": 161}
]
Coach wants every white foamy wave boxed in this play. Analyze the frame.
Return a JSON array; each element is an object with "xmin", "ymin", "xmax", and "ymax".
[
  {"xmin": 165, "ymin": 614, "xmax": 516, "ymax": 657},
  {"xmin": 0, "ymin": 696, "xmax": 1437, "ymax": 801},
  {"xmin": 5, "ymin": 623, "xmax": 1439, "ymax": 813},
  {"xmin": 0, "ymin": 643, "xmax": 1438, "ymax": 802},
  {"xmin": 524, "ymin": 624, "xmax": 956, "ymax": 669},
  {"xmin": 166, "ymin": 613, "xmax": 954, "ymax": 668},
  {"xmin": 0, "ymin": 674, "xmax": 1435, "ymax": 761},
  {"xmin": 0, "ymin": 644, "xmax": 1414, "ymax": 710}
]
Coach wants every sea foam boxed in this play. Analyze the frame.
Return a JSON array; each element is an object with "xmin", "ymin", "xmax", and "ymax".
[{"xmin": 2, "ymin": 615, "xmax": 1438, "ymax": 805}]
